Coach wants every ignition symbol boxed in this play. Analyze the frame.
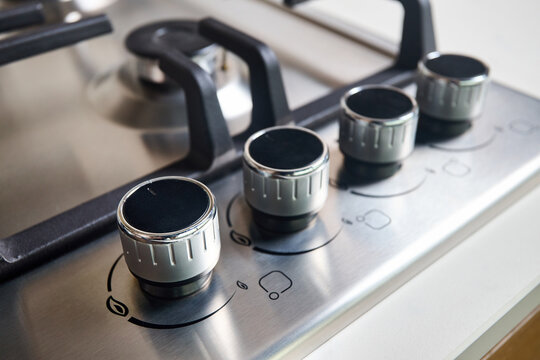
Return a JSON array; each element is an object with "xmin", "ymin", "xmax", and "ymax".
[
  {"xmin": 230, "ymin": 230, "xmax": 252, "ymax": 246},
  {"xmin": 237, "ymin": 281, "xmax": 248, "ymax": 290},
  {"xmin": 106, "ymin": 296, "xmax": 129, "ymax": 317},
  {"xmin": 259, "ymin": 271, "xmax": 293, "ymax": 300}
]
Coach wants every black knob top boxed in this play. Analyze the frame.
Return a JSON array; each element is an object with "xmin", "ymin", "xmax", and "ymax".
[
  {"xmin": 423, "ymin": 54, "xmax": 488, "ymax": 80},
  {"xmin": 247, "ymin": 127, "xmax": 325, "ymax": 171},
  {"xmin": 343, "ymin": 87, "xmax": 414, "ymax": 120},
  {"xmin": 122, "ymin": 178, "xmax": 210, "ymax": 234}
]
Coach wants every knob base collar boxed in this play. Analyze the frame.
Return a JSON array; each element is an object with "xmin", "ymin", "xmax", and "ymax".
[
  {"xmin": 135, "ymin": 270, "xmax": 213, "ymax": 299},
  {"xmin": 417, "ymin": 113, "xmax": 472, "ymax": 140},
  {"xmin": 250, "ymin": 206, "xmax": 316, "ymax": 233}
]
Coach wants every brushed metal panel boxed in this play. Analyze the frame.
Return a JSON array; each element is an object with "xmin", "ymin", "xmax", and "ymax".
[{"xmin": 0, "ymin": 83, "xmax": 539, "ymax": 359}]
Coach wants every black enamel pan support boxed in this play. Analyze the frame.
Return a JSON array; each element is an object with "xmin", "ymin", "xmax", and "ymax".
[{"xmin": 0, "ymin": 0, "xmax": 435, "ymax": 281}]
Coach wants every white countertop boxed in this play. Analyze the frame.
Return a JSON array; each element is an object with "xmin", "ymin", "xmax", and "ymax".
[
  {"xmin": 307, "ymin": 184, "xmax": 540, "ymax": 359},
  {"xmin": 306, "ymin": 0, "xmax": 540, "ymax": 358}
]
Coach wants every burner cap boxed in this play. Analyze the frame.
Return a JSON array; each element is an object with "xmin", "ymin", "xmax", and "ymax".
[{"xmin": 125, "ymin": 20, "xmax": 215, "ymax": 59}]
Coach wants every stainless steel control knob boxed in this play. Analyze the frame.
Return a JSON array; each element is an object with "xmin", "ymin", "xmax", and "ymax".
[
  {"xmin": 339, "ymin": 85, "xmax": 419, "ymax": 179},
  {"xmin": 117, "ymin": 176, "xmax": 220, "ymax": 298},
  {"xmin": 416, "ymin": 52, "xmax": 490, "ymax": 136},
  {"xmin": 243, "ymin": 126, "xmax": 329, "ymax": 232}
]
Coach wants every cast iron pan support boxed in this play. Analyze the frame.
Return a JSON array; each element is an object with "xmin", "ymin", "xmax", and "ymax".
[
  {"xmin": 395, "ymin": 0, "xmax": 436, "ymax": 69},
  {"xmin": 158, "ymin": 49, "xmax": 236, "ymax": 169},
  {"xmin": 281, "ymin": 0, "xmax": 435, "ymax": 69},
  {"xmin": 0, "ymin": 13, "xmax": 113, "ymax": 66},
  {"xmin": 123, "ymin": 19, "xmax": 236, "ymax": 170},
  {"xmin": 0, "ymin": 1, "xmax": 437, "ymax": 281},
  {"xmin": 199, "ymin": 17, "xmax": 292, "ymax": 133},
  {"xmin": 0, "ymin": 2, "xmax": 45, "ymax": 33},
  {"xmin": 125, "ymin": 17, "xmax": 292, "ymax": 169}
]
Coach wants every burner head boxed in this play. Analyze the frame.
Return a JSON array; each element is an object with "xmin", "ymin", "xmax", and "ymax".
[
  {"xmin": 89, "ymin": 19, "xmax": 252, "ymax": 134},
  {"xmin": 117, "ymin": 176, "xmax": 220, "ymax": 298},
  {"xmin": 339, "ymin": 85, "xmax": 418, "ymax": 180},
  {"xmin": 126, "ymin": 20, "xmax": 214, "ymax": 60},
  {"xmin": 243, "ymin": 126, "xmax": 329, "ymax": 232},
  {"xmin": 125, "ymin": 20, "xmax": 218, "ymax": 83},
  {"xmin": 416, "ymin": 52, "xmax": 490, "ymax": 137}
]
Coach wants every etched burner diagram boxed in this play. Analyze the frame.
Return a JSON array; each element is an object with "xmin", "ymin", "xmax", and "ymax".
[{"xmin": 106, "ymin": 253, "xmax": 238, "ymax": 329}]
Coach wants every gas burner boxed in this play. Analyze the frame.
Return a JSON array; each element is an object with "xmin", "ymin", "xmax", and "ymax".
[
  {"xmin": 126, "ymin": 20, "xmax": 218, "ymax": 85},
  {"xmin": 87, "ymin": 53, "xmax": 251, "ymax": 133},
  {"xmin": 88, "ymin": 19, "xmax": 252, "ymax": 134}
]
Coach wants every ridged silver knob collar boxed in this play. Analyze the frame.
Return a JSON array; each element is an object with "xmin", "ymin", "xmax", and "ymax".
[
  {"xmin": 117, "ymin": 176, "xmax": 220, "ymax": 296},
  {"xmin": 416, "ymin": 52, "xmax": 490, "ymax": 121},
  {"xmin": 243, "ymin": 126, "xmax": 329, "ymax": 218},
  {"xmin": 339, "ymin": 85, "xmax": 419, "ymax": 164}
]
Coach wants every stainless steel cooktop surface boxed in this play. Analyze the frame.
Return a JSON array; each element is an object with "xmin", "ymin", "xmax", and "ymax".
[
  {"xmin": 0, "ymin": 0, "xmax": 390, "ymax": 238},
  {"xmin": 1, "ymin": 1, "xmax": 539, "ymax": 359}
]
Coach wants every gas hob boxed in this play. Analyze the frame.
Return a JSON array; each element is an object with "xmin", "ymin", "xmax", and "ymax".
[{"xmin": 1, "ymin": 1, "xmax": 539, "ymax": 359}]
